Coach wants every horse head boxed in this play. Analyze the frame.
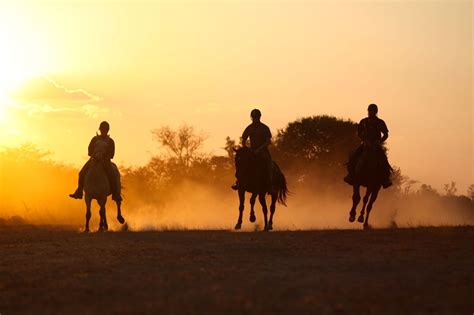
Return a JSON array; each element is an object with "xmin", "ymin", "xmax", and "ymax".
[
  {"xmin": 233, "ymin": 146, "xmax": 255, "ymax": 177},
  {"xmin": 84, "ymin": 158, "xmax": 110, "ymax": 200},
  {"xmin": 355, "ymin": 144, "xmax": 386, "ymax": 186}
]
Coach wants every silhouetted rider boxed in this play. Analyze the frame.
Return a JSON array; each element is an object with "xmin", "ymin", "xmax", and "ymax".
[
  {"xmin": 232, "ymin": 109, "xmax": 273, "ymax": 191},
  {"xmin": 344, "ymin": 104, "xmax": 392, "ymax": 188},
  {"xmin": 69, "ymin": 121, "xmax": 122, "ymax": 201}
]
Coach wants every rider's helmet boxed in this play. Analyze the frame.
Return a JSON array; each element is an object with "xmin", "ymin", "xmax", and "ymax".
[
  {"xmin": 99, "ymin": 121, "xmax": 110, "ymax": 133},
  {"xmin": 368, "ymin": 104, "xmax": 378, "ymax": 113},
  {"xmin": 250, "ymin": 109, "xmax": 262, "ymax": 118}
]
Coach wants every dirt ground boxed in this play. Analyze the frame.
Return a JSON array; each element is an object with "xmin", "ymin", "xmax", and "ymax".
[{"xmin": 0, "ymin": 226, "xmax": 472, "ymax": 315}]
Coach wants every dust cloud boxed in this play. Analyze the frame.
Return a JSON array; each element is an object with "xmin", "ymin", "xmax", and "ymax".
[
  {"xmin": 114, "ymin": 181, "xmax": 473, "ymax": 231},
  {"xmin": 1, "ymin": 145, "xmax": 472, "ymax": 230}
]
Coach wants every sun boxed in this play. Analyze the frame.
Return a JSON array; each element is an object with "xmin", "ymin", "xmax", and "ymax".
[
  {"xmin": 0, "ymin": 14, "xmax": 51, "ymax": 91},
  {"xmin": 0, "ymin": 5, "xmax": 55, "ymax": 123}
]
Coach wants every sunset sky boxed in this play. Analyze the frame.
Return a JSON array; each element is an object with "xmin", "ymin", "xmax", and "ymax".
[{"xmin": 0, "ymin": 0, "xmax": 472, "ymax": 192}]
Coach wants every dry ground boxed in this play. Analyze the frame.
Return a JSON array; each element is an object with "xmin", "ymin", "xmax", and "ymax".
[{"xmin": 0, "ymin": 226, "xmax": 473, "ymax": 314}]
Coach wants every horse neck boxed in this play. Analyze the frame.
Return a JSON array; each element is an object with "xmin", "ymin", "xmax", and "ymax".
[
  {"xmin": 84, "ymin": 159, "xmax": 110, "ymax": 196},
  {"xmin": 89, "ymin": 159, "xmax": 106, "ymax": 175},
  {"xmin": 357, "ymin": 147, "xmax": 383, "ymax": 184},
  {"xmin": 237, "ymin": 153, "xmax": 255, "ymax": 175}
]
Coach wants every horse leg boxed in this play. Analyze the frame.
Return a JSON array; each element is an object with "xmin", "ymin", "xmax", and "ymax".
[
  {"xmin": 364, "ymin": 186, "xmax": 380, "ymax": 230},
  {"xmin": 358, "ymin": 188, "xmax": 371, "ymax": 223},
  {"xmin": 235, "ymin": 189, "xmax": 245, "ymax": 230},
  {"xmin": 349, "ymin": 185, "xmax": 361, "ymax": 222},
  {"xmin": 98, "ymin": 197, "xmax": 107, "ymax": 232},
  {"xmin": 116, "ymin": 200, "xmax": 125, "ymax": 224},
  {"xmin": 98, "ymin": 206, "xmax": 104, "ymax": 231},
  {"xmin": 101, "ymin": 197, "xmax": 108, "ymax": 231},
  {"xmin": 268, "ymin": 193, "xmax": 277, "ymax": 231},
  {"xmin": 249, "ymin": 193, "xmax": 257, "ymax": 223},
  {"xmin": 258, "ymin": 193, "xmax": 268, "ymax": 231},
  {"xmin": 84, "ymin": 195, "xmax": 92, "ymax": 233}
]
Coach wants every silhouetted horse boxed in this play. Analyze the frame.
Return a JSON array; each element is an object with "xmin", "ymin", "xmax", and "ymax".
[
  {"xmin": 233, "ymin": 146, "xmax": 288, "ymax": 231},
  {"xmin": 83, "ymin": 143, "xmax": 125, "ymax": 232},
  {"xmin": 348, "ymin": 144, "xmax": 387, "ymax": 229}
]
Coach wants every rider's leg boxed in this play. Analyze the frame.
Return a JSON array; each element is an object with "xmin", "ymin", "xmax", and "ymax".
[
  {"xmin": 69, "ymin": 159, "xmax": 91, "ymax": 199},
  {"xmin": 262, "ymin": 151, "xmax": 273, "ymax": 193},
  {"xmin": 103, "ymin": 161, "xmax": 122, "ymax": 201},
  {"xmin": 377, "ymin": 147, "xmax": 392, "ymax": 188},
  {"xmin": 345, "ymin": 145, "xmax": 363, "ymax": 184},
  {"xmin": 231, "ymin": 170, "xmax": 239, "ymax": 190}
]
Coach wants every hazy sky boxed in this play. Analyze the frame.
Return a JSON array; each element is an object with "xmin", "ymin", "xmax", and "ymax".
[{"xmin": 0, "ymin": 0, "xmax": 472, "ymax": 192}]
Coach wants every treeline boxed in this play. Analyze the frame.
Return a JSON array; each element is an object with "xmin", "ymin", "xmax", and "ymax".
[{"xmin": 0, "ymin": 115, "xmax": 473, "ymax": 226}]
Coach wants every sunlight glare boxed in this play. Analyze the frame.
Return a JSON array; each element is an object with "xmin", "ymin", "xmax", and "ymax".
[{"xmin": 0, "ymin": 7, "xmax": 55, "ymax": 107}]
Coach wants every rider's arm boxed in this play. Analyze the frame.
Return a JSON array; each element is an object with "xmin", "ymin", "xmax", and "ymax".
[
  {"xmin": 241, "ymin": 126, "xmax": 250, "ymax": 147},
  {"xmin": 87, "ymin": 137, "xmax": 96, "ymax": 157},
  {"xmin": 255, "ymin": 126, "xmax": 272, "ymax": 152},
  {"xmin": 380, "ymin": 120, "xmax": 389, "ymax": 143},
  {"xmin": 256, "ymin": 138, "xmax": 271, "ymax": 152},
  {"xmin": 108, "ymin": 139, "xmax": 115, "ymax": 160},
  {"xmin": 357, "ymin": 119, "xmax": 366, "ymax": 141}
]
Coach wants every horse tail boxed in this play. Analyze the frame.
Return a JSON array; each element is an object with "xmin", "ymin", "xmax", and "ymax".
[{"xmin": 273, "ymin": 162, "xmax": 289, "ymax": 206}]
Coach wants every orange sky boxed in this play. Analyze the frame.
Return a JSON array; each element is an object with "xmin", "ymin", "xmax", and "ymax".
[{"xmin": 0, "ymin": 0, "xmax": 472, "ymax": 192}]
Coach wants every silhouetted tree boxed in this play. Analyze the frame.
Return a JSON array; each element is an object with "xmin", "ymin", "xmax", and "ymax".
[
  {"xmin": 151, "ymin": 125, "xmax": 206, "ymax": 170},
  {"xmin": 273, "ymin": 115, "xmax": 359, "ymax": 169},
  {"xmin": 263, "ymin": 116, "xmax": 360, "ymax": 193},
  {"xmin": 418, "ymin": 184, "xmax": 439, "ymax": 197},
  {"xmin": 0, "ymin": 142, "xmax": 51, "ymax": 163},
  {"xmin": 401, "ymin": 178, "xmax": 419, "ymax": 195},
  {"xmin": 443, "ymin": 181, "xmax": 457, "ymax": 196},
  {"xmin": 390, "ymin": 167, "xmax": 405, "ymax": 192},
  {"xmin": 467, "ymin": 184, "xmax": 474, "ymax": 201},
  {"xmin": 224, "ymin": 136, "xmax": 237, "ymax": 160}
]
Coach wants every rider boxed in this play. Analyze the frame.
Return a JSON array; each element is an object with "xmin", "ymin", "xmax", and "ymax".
[
  {"xmin": 232, "ymin": 109, "xmax": 273, "ymax": 192},
  {"xmin": 69, "ymin": 121, "xmax": 122, "ymax": 201},
  {"xmin": 344, "ymin": 104, "xmax": 392, "ymax": 189}
]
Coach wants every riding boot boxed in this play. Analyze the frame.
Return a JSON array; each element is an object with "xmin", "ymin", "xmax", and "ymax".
[
  {"xmin": 344, "ymin": 162, "xmax": 356, "ymax": 185},
  {"xmin": 103, "ymin": 161, "xmax": 122, "ymax": 202},
  {"xmin": 112, "ymin": 193, "xmax": 122, "ymax": 202},
  {"xmin": 69, "ymin": 188, "xmax": 83, "ymax": 199},
  {"xmin": 109, "ymin": 177, "xmax": 122, "ymax": 202},
  {"xmin": 231, "ymin": 181, "xmax": 239, "ymax": 190},
  {"xmin": 344, "ymin": 174, "xmax": 355, "ymax": 185},
  {"xmin": 69, "ymin": 160, "xmax": 90, "ymax": 199}
]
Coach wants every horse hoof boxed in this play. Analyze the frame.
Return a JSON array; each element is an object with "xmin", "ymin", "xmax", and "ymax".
[
  {"xmin": 249, "ymin": 213, "xmax": 256, "ymax": 223},
  {"xmin": 349, "ymin": 213, "xmax": 356, "ymax": 222},
  {"xmin": 267, "ymin": 225, "xmax": 273, "ymax": 231},
  {"xmin": 234, "ymin": 223, "xmax": 242, "ymax": 230},
  {"xmin": 83, "ymin": 228, "xmax": 90, "ymax": 233},
  {"xmin": 358, "ymin": 215, "xmax": 365, "ymax": 223},
  {"xmin": 363, "ymin": 224, "xmax": 371, "ymax": 230},
  {"xmin": 117, "ymin": 215, "xmax": 125, "ymax": 224}
]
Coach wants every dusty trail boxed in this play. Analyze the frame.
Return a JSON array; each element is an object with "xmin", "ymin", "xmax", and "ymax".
[{"xmin": 0, "ymin": 226, "xmax": 473, "ymax": 314}]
